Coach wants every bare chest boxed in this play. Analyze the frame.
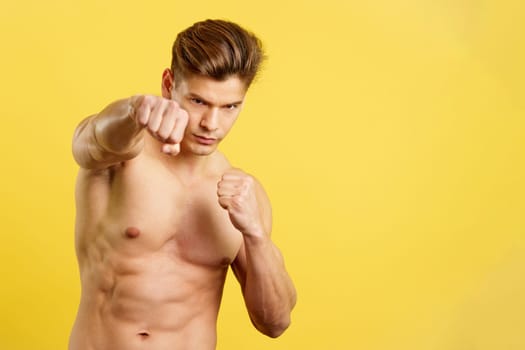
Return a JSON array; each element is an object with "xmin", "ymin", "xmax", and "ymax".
[{"xmin": 87, "ymin": 163, "xmax": 243, "ymax": 268}]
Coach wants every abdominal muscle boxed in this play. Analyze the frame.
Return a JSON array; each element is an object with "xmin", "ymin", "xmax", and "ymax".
[{"xmin": 69, "ymin": 238, "xmax": 228, "ymax": 350}]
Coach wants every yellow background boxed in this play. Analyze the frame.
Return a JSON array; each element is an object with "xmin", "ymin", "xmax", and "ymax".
[{"xmin": 1, "ymin": 0, "xmax": 524, "ymax": 349}]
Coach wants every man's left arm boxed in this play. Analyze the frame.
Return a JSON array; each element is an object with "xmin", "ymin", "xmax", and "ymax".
[{"xmin": 217, "ymin": 169, "xmax": 297, "ymax": 338}]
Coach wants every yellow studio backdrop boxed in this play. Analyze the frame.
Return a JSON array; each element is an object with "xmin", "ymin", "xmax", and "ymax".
[{"xmin": 0, "ymin": 0, "xmax": 523, "ymax": 349}]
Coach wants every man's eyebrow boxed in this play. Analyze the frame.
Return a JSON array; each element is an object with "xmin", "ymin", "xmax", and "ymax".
[
  {"xmin": 187, "ymin": 93, "xmax": 210, "ymax": 104},
  {"xmin": 187, "ymin": 93, "xmax": 243, "ymax": 107}
]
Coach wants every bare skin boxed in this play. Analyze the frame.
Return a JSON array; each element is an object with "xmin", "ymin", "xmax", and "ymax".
[{"xmin": 69, "ymin": 72, "xmax": 296, "ymax": 350}]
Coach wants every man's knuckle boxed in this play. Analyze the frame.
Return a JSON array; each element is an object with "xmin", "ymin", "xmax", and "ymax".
[
  {"xmin": 143, "ymin": 95, "xmax": 154, "ymax": 105},
  {"xmin": 243, "ymin": 176, "xmax": 254, "ymax": 187},
  {"xmin": 169, "ymin": 100, "xmax": 179, "ymax": 110}
]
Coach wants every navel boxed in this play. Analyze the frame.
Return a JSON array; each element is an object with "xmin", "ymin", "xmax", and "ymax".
[
  {"xmin": 124, "ymin": 226, "xmax": 141, "ymax": 239},
  {"xmin": 137, "ymin": 330, "xmax": 150, "ymax": 338}
]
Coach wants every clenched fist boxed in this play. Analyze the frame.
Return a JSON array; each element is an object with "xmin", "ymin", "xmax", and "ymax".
[
  {"xmin": 130, "ymin": 95, "xmax": 189, "ymax": 155},
  {"xmin": 217, "ymin": 169, "xmax": 268, "ymax": 238}
]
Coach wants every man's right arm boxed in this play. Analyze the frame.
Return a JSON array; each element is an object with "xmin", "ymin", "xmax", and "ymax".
[
  {"xmin": 72, "ymin": 97, "xmax": 144, "ymax": 169},
  {"xmin": 72, "ymin": 96, "xmax": 188, "ymax": 170}
]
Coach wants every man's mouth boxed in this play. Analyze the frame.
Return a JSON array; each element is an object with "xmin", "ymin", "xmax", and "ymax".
[{"xmin": 193, "ymin": 134, "xmax": 217, "ymax": 145}]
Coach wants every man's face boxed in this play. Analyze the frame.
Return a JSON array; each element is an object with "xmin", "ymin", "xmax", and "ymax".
[{"xmin": 165, "ymin": 72, "xmax": 246, "ymax": 156}]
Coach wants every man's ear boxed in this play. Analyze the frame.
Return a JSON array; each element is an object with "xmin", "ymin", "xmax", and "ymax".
[{"xmin": 161, "ymin": 68, "xmax": 174, "ymax": 99}]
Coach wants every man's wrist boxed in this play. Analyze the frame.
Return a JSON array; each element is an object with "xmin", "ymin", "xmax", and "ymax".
[{"xmin": 242, "ymin": 229, "xmax": 271, "ymax": 247}]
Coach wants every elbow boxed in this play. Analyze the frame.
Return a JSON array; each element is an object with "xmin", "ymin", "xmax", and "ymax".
[
  {"xmin": 253, "ymin": 314, "xmax": 291, "ymax": 338},
  {"xmin": 251, "ymin": 293, "xmax": 296, "ymax": 338},
  {"xmin": 264, "ymin": 323, "xmax": 290, "ymax": 338},
  {"xmin": 72, "ymin": 144, "xmax": 101, "ymax": 170}
]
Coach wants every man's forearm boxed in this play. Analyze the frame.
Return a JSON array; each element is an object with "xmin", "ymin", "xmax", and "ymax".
[
  {"xmin": 241, "ymin": 235, "xmax": 296, "ymax": 338},
  {"xmin": 73, "ymin": 97, "xmax": 144, "ymax": 169},
  {"xmin": 92, "ymin": 97, "xmax": 144, "ymax": 156}
]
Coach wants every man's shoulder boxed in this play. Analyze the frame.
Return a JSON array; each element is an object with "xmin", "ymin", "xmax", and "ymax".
[{"xmin": 76, "ymin": 163, "xmax": 123, "ymax": 185}]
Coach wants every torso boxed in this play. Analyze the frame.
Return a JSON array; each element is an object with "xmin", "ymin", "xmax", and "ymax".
[{"xmin": 69, "ymin": 139, "xmax": 243, "ymax": 350}]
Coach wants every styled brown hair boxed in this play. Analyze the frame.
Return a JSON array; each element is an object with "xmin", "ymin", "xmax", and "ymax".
[{"xmin": 171, "ymin": 19, "xmax": 265, "ymax": 88}]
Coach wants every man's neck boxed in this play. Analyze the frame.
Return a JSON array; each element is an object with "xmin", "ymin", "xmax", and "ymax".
[
  {"xmin": 144, "ymin": 134, "xmax": 217, "ymax": 185},
  {"xmin": 172, "ymin": 149, "xmax": 215, "ymax": 182}
]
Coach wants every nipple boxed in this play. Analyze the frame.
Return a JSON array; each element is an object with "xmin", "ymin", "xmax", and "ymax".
[{"xmin": 124, "ymin": 226, "xmax": 141, "ymax": 238}]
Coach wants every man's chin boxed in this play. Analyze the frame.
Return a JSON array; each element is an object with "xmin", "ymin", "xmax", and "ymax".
[
  {"xmin": 193, "ymin": 149, "xmax": 215, "ymax": 156},
  {"xmin": 182, "ymin": 142, "xmax": 218, "ymax": 156}
]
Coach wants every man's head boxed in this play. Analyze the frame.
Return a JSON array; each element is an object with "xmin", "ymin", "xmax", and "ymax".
[
  {"xmin": 161, "ymin": 20, "xmax": 265, "ymax": 156},
  {"xmin": 170, "ymin": 19, "xmax": 265, "ymax": 89}
]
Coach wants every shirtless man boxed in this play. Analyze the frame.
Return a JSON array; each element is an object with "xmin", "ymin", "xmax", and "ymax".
[{"xmin": 69, "ymin": 19, "xmax": 296, "ymax": 350}]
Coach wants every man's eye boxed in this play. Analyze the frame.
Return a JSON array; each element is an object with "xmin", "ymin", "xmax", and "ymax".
[
  {"xmin": 226, "ymin": 104, "xmax": 238, "ymax": 110},
  {"xmin": 191, "ymin": 98, "xmax": 205, "ymax": 105}
]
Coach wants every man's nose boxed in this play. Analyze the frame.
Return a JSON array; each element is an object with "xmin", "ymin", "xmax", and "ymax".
[{"xmin": 200, "ymin": 107, "xmax": 219, "ymax": 130}]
